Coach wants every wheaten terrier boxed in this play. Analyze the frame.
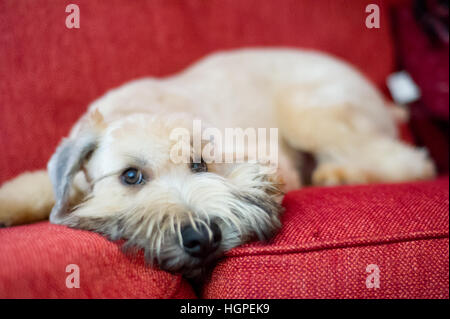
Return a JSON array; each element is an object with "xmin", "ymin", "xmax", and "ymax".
[{"xmin": 0, "ymin": 49, "xmax": 435, "ymax": 277}]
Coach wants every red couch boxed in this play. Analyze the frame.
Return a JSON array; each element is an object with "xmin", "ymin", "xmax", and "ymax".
[{"xmin": 0, "ymin": 0, "xmax": 448, "ymax": 298}]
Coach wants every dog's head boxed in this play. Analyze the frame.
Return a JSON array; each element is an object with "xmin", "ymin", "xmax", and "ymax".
[{"xmin": 48, "ymin": 110, "xmax": 282, "ymax": 277}]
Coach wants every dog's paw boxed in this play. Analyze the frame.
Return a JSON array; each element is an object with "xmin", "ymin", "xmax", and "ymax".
[
  {"xmin": 0, "ymin": 193, "xmax": 17, "ymax": 227},
  {"xmin": 0, "ymin": 197, "xmax": 20, "ymax": 227},
  {"xmin": 0, "ymin": 170, "xmax": 54, "ymax": 226},
  {"xmin": 312, "ymin": 163, "xmax": 374, "ymax": 186}
]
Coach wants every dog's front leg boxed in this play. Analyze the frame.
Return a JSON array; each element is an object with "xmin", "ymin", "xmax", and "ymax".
[
  {"xmin": 0, "ymin": 170, "xmax": 87, "ymax": 226},
  {"xmin": 0, "ymin": 170, "xmax": 54, "ymax": 226}
]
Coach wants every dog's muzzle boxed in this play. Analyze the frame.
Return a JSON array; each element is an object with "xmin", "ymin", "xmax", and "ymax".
[{"xmin": 181, "ymin": 222, "xmax": 222, "ymax": 258}]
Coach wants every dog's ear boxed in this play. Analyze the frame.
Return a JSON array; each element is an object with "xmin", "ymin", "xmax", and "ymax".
[{"xmin": 47, "ymin": 133, "xmax": 97, "ymax": 223}]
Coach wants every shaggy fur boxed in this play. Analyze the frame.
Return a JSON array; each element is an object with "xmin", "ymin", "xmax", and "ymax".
[{"xmin": 0, "ymin": 48, "xmax": 435, "ymax": 277}]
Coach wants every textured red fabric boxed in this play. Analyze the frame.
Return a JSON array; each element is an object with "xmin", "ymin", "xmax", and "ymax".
[
  {"xmin": 0, "ymin": 222, "xmax": 196, "ymax": 298},
  {"xmin": 203, "ymin": 177, "xmax": 449, "ymax": 298}
]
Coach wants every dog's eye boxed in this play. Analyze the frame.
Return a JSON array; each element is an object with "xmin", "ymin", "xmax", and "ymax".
[
  {"xmin": 190, "ymin": 159, "xmax": 208, "ymax": 173},
  {"xmin": 121, "ymin": 168, "xmax": 144, "ymax": 185}
]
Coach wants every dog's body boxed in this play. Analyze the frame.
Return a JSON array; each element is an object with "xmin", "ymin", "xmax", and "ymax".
[{"xmin": 0, "ymin": 49, "xmax": 435, "ymax": 277}]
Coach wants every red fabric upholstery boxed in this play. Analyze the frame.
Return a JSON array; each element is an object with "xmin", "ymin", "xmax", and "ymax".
[
  {"xmin": 0, "ymin": 0, "xmax": 448, "ymax": 298},
  {"xmin": 203, "ymin": 177, "xmax": 449, "ymax": 299},
  {"xmin": 0, "ymin": 222, "xmax": 196, "ymax": 298}
]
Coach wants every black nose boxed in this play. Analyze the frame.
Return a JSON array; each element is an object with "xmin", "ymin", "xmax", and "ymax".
[{"xmin": 181, "ymin": 222, "xmax": 222, "ymax": 258}]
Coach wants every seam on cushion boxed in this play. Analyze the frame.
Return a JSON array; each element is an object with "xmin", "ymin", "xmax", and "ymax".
[
  {"xmin": 226, "ymin": 230, "xmax": 449, "ymax": 258},
  {"xmin": 167, "ymin": 276, "xmax": 182, "ymax": 299},
  {"xmin": 168, "ymin": 275, "xmax": 192, "ymax": 299}
]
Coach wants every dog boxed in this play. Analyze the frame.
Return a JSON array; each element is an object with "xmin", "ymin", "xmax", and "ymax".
[{"xmin": 0, "ymin": 48, "xmax": 435, "ymax": 278}]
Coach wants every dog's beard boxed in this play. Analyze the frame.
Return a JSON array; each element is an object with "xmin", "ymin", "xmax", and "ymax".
[{"xmin": 60, "ymin": 164, "xmax": 283, "ymax": 278}]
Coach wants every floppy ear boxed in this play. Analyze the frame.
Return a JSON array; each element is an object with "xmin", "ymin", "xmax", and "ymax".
[{"xmin": 47, "ymin": 133, "xmax": 97, "ymax": 224}]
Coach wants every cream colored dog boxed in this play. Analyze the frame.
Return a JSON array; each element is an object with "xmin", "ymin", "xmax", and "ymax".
[{"xmin": 0, "ymin": 49, "xmax": 435, "ymax": 277}]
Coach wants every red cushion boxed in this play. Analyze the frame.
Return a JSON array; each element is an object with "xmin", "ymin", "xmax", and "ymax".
[
  {"xmin": 202, "ymin": 177, "xmax": 449, "ymax": 298},
  {"xmin": 0, "ymin": 222, "xmax": 196, "ymax": 298}
]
